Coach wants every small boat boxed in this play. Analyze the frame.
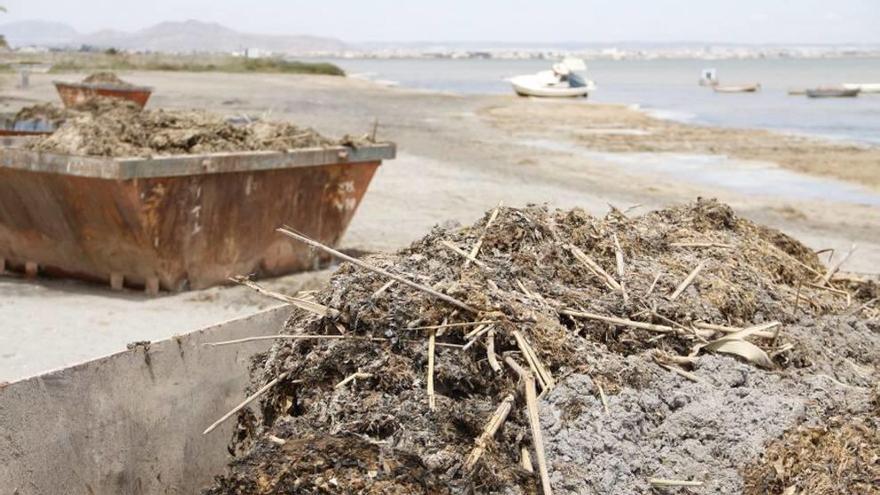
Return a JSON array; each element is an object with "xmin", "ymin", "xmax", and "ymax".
[
  {"xmin": 712, "ymin": 83, "xmax": 761, "ymax": 93},
  {"xmin": 842, "ymin": 83, "xmax": 880, "ymax": 94},
  {"xmin": 510, "ymin": 58, "xmax": 596, "ymax": 98},
  {"xmin": 806, "ymin": 87, "xmax": 860, "ymax": 98},
  {"xmin": 787, "ymin": 89, "xmax": 806, "ymax": 95}
]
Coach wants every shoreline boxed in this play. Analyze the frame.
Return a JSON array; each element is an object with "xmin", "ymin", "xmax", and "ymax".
[{"xmin": 2, "ymin": 70, "xmax": 878, "ymax": 381}]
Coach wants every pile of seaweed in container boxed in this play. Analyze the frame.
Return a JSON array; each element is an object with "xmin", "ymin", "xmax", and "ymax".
[
  {"xmin": 24, "ymin": 98, "xmax": 364, "ymax": 157},
  {"xmin": 203, "ymin": 199, "xmax": 878, "ymax": 494},
  {"xmin": 80, "ymin": 71, "xmax": 138, "ymax": 88}
]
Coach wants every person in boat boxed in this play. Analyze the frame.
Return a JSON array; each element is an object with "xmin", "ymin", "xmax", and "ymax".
[{"xmin": 552, "ymin": 63, "xmax": 586, "ymax": 88}]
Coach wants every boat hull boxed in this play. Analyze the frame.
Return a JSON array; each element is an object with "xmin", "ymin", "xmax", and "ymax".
[
  {"xmin": 512, "ymin": 84, "xmax": 589, "ymax": 98},
  {"xmin": 712, "ymin": 84, "xmax": 760, "ymax": 93},
  {"xmin": 806, "ymin": 89, "xmax": 860, "ymax": 98},
  {"xmin": 842, "ymin": 83, "xmax": 880, "ymax": 94}
]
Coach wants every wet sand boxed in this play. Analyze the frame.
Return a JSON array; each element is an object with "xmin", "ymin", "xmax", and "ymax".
[
  {"xmin": 481, "ymin": 99, "xmax": 880, "ymax": 189},
  {"xmin": 1, "ymin": 71, "xmax": 878, "ymax": 381}
]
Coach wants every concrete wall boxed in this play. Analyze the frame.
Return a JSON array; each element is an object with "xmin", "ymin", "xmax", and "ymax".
[{"xmin": 0, "ymin": 305, "xmax": 290, "ymax": 495}]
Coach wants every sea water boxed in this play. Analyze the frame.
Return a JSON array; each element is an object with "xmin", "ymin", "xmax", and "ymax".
[{"xmin": 322, "ymin": 57, "xmax": 880, "ymax": 145}]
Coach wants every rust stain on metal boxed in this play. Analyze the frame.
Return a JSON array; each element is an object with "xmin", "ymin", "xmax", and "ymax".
[{"xmin": 0, "ymin": 158, "xmax": 381, "ymax": 291}]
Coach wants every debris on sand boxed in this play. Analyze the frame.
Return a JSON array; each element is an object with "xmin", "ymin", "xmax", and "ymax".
[
  {"xmin": 202, "ymin": 199, "xmax": 879, "ymax": 494},
  {"xmin": 743, "ymin": 403, "xmax": 880, "ymax": 495},
  {"xmin": 25, "ymin": 103, "xmax": 367, "ymax": 157},
  {"xmin": 81, "ymin": 71, "xmax": 137, "ymax": 88}
]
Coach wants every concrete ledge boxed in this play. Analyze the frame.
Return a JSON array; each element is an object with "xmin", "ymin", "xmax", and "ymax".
[{"xmin": 0, "ymin": 305, "xmax": 290, "ymax": 495}]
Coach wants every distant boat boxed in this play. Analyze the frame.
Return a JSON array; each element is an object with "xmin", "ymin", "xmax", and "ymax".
[
  {"xmin": 510, "ymin": 58, "xmax": 596, "ymax": 98},
  {"xmin": 787, "ymin": 89, "xmax": 806, "ymax": 95},
  {"xmin": 842, "ymin": 83, "xmax": 880, "ymax": 94},
  {"xmin": 712, "ymin": 83, "xmax": 761, "ymax": 93},
  {"xmin": 806, "ymin": 87, "xmax": 860, "ymax": 98}
]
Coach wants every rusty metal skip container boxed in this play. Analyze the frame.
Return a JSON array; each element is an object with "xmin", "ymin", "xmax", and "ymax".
[
  {"xmin": 54, "ymin": 81, "xmax": 154, "ymax": 109},
  {"xmin": 0, "ymin": 144, "xmax": 395, "ymax": 292}
]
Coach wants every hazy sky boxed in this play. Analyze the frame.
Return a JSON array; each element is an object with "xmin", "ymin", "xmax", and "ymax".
[{"xmin": 3, "ymin": 0, "xmax": 879, "ymax": 43}]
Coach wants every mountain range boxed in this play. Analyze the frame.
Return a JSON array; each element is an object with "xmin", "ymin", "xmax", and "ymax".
[{"xmin": 0, "ymin": 20, "xmax": 348, "ymax": 55}]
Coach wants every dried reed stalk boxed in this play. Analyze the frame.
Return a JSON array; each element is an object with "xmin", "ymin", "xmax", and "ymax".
[
  {"xmin": 232, "ymin": 276, "xmax": 338, "ymax": 317},
  {"xmin": 335, "ymin": 372, "xmax": 372, "ymax": 388},
  {"xmin": 561, "ymin": 309, "xmax": 677, "ymax": 334},
  {"xmin": 203, "ymin": 371, "xmax": 291, "ymax": 435},
  {"xmin": 277, "ymin": 227, "xmax": 478, "ymax": 313},
  {"xmin": 669, "ymin": 261, "xmax": 706, "ymax": 301},
  {"xmin": 441, "ymin": 240, "xmax": 488, "ymax": 268},
  {"xmin": 464, "ymin": 394, "xmax": 515, "ymax": 470},
  {"xmin": 465, "ymin": 202, "xmax": 502, "ymax": 268}
]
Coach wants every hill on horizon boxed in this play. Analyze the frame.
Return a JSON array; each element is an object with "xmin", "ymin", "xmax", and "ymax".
[{"xmin": 0, "ymin": 19, "xmax": 348, "ymax": 55}]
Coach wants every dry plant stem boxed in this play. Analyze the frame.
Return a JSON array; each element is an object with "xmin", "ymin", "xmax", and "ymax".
[
  {"xmin": 512, "ymin": 330, "xmax": 555, "ymax": 391},
  {"xmin": 410, "ymin": 320, "xmax": 496, "ymax": 331},
  {"xmin": 669, "ymin": 260, "xmax": 706, "ymax": 301},
  {"xmin": 613, "ymin": 234, "xmax": 628, "ymax": 302},
  {"xmin": 504, "ymin": 356, "xmax": 553, "ymax": 495},
  {"xmin": 464, "ymin": 394, "xmax": 515, "ymax": 470},
  {"xmin": 427, "ymin": 329, "xmax": 437, "ymax": 410},
  {"xmin": 819, "ymin": 243, "xmax": 856, "ymax": 286},
  {"xmin": 646, "ymin": 272, "xmax": 662, "ymax": 296},
  {"xmin": 205, "ymin": 334, "xmax": 461, "ymax": 348},
  {"xmin": 464, "ymin": 324, "xmax": 489, "ymax": 339},
  {"xmin": 462, "ymin": 326, "xmax": 492, "ymax": 351},
  {"xmin": 792, "ymin": 279, "xmax": 803, "ymax": 316},
  {"xmin": 525, "ymin": 373, "xmax": 553, "ymax": 494},
  {"xmin": 597, "ymin": 382, "xmax": 610, "ymax": 414},
  {"xmin": 440, "ymin": 240, "xmax": 488, "ymax": 268},
  {"xmin": 486, "ymin": 329, "xmax": 502, "ymax": 373},
  {"xmin": 659, "ymin": 363, "xmax": 708, "ymax": 385},
  {"xmin": 521, "ymin": 447, "xmax": 534, "ymax": 473},
  {"xmin": 205, "ymin": 334, "xmax": 386, "ymax": 347},
  {"xmin": 335, "ymin": 372, "xmax": 372, "ymax": 388},
  {"xmin": 371, "ymin": 280, "xmax": 396, "ymax": 300},
  {"xmin": 670, "ymin": 242, "xmax": 735, "ymax": 249},
  {"xmin": 277, "ymin": 227, "xmax": 478, "ymax": 313},
  {"xmin": 847, "ymin": 297, "xmax": 878, "ymax": 317},
  {"xmin": 648, "ymin": 478, "xmax": 704, "ymax": 487},
  {"xmin": 561, "ymin": 309, "xmax": 677, "ymax": 334},
  {"xmin": 407, "ymin": 320, "xmax": 498, "ymax": 330},
  {"xmin": 692, "ymin": 322, "xmax": 776, "ymax": 339},
  {"xmin": 465, "ymin": 202, "xmax": 502, "ymax": 268},
  {"xmin": 721, "ymin": 321, "xmax": 781, "ymax": 341},
  {"xmin": 568, "ymin": 244, "xmax": 623, "ymax": 294},
  {"xmin": 203, "ymin": 371, "xmax": 291, "ymax": 435},
  {"xmin": 232, "ymin": 277, "xmax": 339, "ymax": 318}
]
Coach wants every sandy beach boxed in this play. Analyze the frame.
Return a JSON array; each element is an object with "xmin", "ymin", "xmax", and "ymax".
[{"xmin": 1, "ymin": 70, "xmax": 878, "ymax": 381}]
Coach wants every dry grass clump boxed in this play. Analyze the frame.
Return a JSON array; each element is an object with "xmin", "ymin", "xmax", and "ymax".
[
  {"xmin": 742, "ymin": 409, "xmax": 880, "ymax": 494},
  {"xmin": 203, "ymin": 199, "xmax": 871, "ymax": 494}
]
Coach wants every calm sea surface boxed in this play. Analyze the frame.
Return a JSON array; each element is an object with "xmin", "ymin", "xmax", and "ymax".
[{"xmin": 319, "ymin": 57, "xmax": 880, "ymax": 145}]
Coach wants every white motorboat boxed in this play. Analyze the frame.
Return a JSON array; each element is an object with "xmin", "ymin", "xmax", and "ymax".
[
  {"xmin": 510, "ymin": 58, "xmax": 596, "ymax": 98},
  {"xmin": 842, "ymin": 83, "xmax": 880, "ymax": 94}
]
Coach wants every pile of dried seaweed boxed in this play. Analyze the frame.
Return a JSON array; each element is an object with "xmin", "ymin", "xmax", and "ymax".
[
  {"xmin": 12, "ymin": 103, "xmax": 71, "ymax": 127},
  {"xmin": 25, "ymin": 103, "xmax": 366, "ymax": 157},
  {"xmin": 743, "ymin": 399, "xmax": 880, "ymax": 495},
  {"xmin": 203, "ymin": 199, "xmax": 875, "ymax": 494},
  {"xmin": 81, "ymin": 71, "xmax": 137, "ymax": 88},
  {"xmin": 11, "ymin": 98, "xmax": 139, "ymax": 130}
]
